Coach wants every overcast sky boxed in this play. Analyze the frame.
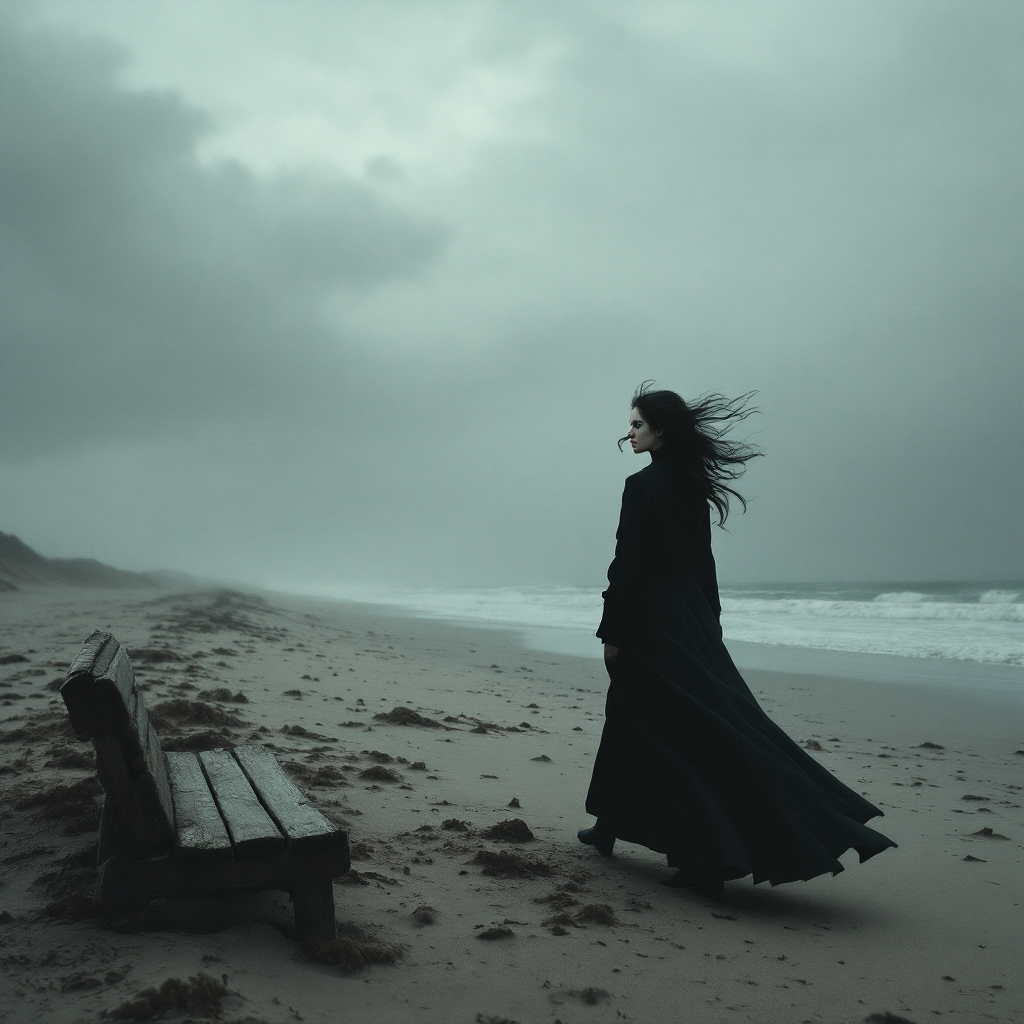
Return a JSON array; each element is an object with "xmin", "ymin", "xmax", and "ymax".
[{"xmin": 1, "ymin": 1, "xmax": 1021, "ymax": 589}]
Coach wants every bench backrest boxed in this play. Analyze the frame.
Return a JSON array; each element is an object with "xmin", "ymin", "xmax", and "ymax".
[{"xmin": 61, "ymin": 631, "xmax": 175, "ymax": 858}]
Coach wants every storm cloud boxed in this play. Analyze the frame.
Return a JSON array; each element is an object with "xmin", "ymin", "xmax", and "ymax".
[
  {"xmin": 1, "ymin": 2, "xmax": 1021, "ymax": 588},
  {"xmin": 0, "ymin": 14, "xmax": 444, "ymax": 460}
]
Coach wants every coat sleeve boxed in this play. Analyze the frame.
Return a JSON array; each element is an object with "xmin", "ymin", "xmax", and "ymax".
[{"xmin": 596, "ymin": 475, "xmax": 651, "ymax": 646}]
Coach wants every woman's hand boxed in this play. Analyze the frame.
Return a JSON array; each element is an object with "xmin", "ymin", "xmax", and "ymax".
[{"xmin": 603, "ymin": 643, "xmax": 620, "ymax": 663}]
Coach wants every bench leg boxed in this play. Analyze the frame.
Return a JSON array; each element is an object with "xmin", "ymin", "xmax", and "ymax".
[
  {"xmin": 292, "ymin": 878, "xmax": 336, "ymax": 942},
  {"xmin": 98, "ymin": 858, "xmax": 144, "ymax": 923}
]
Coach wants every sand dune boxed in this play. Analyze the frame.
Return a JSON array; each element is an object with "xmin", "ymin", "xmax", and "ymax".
[
  {"xmin": 1, "ymin": 584, "xmax": 1021, "ymax": 1023},
  {"xmin": 0, "ymin": 533, "xmax": 159, "ymax": 592}
]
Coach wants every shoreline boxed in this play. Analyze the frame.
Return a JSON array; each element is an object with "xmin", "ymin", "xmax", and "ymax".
[
  {"xmin": 1, "ymin": 584, "xmax": 1021, "ymax": 1023},
  {"xmin": 268, "ymin": 578, "xmax": 1024, "ymax": 675},
  {"xmin": 272, "ymin": 588, "xmax": 1024, "ymax": 695}
]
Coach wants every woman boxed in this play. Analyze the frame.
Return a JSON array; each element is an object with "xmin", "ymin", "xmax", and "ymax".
[{"xmin": 579, "ymin": 384, "xmax": 895, "ymax": 899}]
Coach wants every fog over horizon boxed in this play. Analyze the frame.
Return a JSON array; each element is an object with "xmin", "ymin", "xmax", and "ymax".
[{"xmin": 1, "ymin": 2, "xmax": 1021, "ymax": 593}]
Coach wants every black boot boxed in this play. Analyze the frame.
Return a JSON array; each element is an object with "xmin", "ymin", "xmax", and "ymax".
[{"xmin": 577, "ymin": 820, "xmax": 615, "ymax": 857}]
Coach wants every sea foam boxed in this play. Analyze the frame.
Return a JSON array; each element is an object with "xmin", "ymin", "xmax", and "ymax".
[{"xmin": 301, "ymin": 582, "xmax": 1024, "ymax": 668}]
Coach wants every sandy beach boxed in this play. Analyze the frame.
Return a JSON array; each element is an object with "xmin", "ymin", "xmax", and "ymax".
[{"xmin": 1, "ymin": 584, "xmax": 1021, "ymax": 1024}]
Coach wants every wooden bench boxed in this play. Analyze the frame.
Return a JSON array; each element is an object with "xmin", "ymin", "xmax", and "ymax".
[{"xmin": 59, "ymin": 630, "xmax": 350, "ymax": 940}]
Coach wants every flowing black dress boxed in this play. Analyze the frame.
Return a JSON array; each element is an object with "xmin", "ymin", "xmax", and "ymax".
[{"xmin": 588, "ymin": 449, "xmax": 896, "ymax": 884}]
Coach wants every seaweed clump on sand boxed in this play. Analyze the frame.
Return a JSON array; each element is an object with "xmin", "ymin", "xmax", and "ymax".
[
  {"xmin": 161, "ymin": 729, "xmax": 236, "ymax": 753},
  {"xmin": 103, "ymin": 974, "xmax": 227, "ymax": 1020},
  {"xmin": 304, "ymin": 934, "xmax": 404, "ymax": 974},
  {"xmin": 571, "ymin": 988, "xmax": 611, "ymax": 1005},
  {"xmin": 37, "ymin": 845, "xmax": 101, "ymax": 921},
  {"xmin": 534, "ymin": 890, "xmax": 579, "ymax": 910},
  {"xmin": 282, "ymin": 762, "xmax": 350, "ymax": 787},
  {"xmin": 16, "ymin": 777, "xmax": 102, "ymax": 834},
  {"xmin": 471, "ymin": 850, "xmax": 554, "ymax": 879},
  {"xmin": 542, "ymin": 904, "xmax": 619, "ymax": 931},
  {"xmin": 127, "ymin": 648, "xmax": 187, "ymax": 665},
  {"xmin": 151, "ymin": 590, "xmax": 285, "ymax": 641},
  {"xmin": 358, "ymin": 766, "xmax": 401, "ymax": 783},
  {"xmin": 149, "ymin": 699, "xmax": 245, "ymax": 752},
  {"xmin": 43, "ymin": 746, "xmax": 96, "ymax": 770},
  {"xmin": 372, "ymin": 707, "xmax": 443, "ymax": 728},
  {"xmin": 197, "ymin": 688, "xmax": 249, "ymax": 704},
  {"xmin": 280, "ymin": 724, "xmax": 334, "ymax": 742},
  {"xmin": 412, "ymin": 904, "xmax": 436, "ymax": 925},
  {"xmin": 573, "ymin": 903, "xmax": 620, "ymax": 926},
  {"xmin": 149, "ymin": 699, "xmax": 244, "ymax": 732},
  {"xmin": 479, "ymin": 818, "xmax": 534, "ymax": 843},
  {"xmin": 1, "ymin": 712, "xmax": 76, "ymax": 746},
  {"xmin": 970, "ymin": 827, "xmax": 1010, "ymax": 840}
]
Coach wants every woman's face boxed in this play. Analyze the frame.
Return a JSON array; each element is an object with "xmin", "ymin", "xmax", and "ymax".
[{"xmin": 627, "ymin": 407, "xmax": 664, "ymax": 455}]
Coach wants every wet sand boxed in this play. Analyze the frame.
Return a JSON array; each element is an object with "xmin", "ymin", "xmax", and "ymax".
[{"xmin": 1, "ymin": 585, "xmax": 1021, "ymax": 1023}]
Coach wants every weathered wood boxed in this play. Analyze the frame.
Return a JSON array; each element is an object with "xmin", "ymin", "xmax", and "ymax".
[
  {"xmin": 118, "ymin": 690, "xmax": 149, "ymax": 775},
  {"xmin": 165, "ymin": 752, "xmax": 232, "ymax": 861},
  {"xmin": 92, "ymin": 689, "xmax": 175, "ymax": 857},
  {"xmin": 97, "ymin": 796, "xmax": 116, "ymax": 865},
  {"xmin": 93, "ymin": 733, "xmax": 164, "ymax": 858},
  {"xmin": 119, "ymin": 722, "xmax": 175, "ymax": 845},
  {"xmin": 105, "ymin": 644, "xmax": 136, "ymax": 719},
  {"xmin": 233, "ymin": 746, "xmax": 343, "ymax": 855},
  {"xmin": 143, "ymin": 716, "xmax": 175, "ymax": 832},
  {"xmin": 199, "ymin": 749, "xmax": 286, "ymax": 859},
  {"xmin": 90, "ymin": 671, "xmax": 177, "ymax": 843},
  {"xmin": 292, "ymin": 877, "xmax": 337, "ymax": 941},
  {"xmin": 98, "ymin": 846, "xmax": 350, "ymax": 912},
  {"xmin": 63, "ymin": 630, "xmax": 351, "ymax": 941},
  {"xmin": 61, "ymin": 637, "xmax": 134, "ymax": 740},
  {"xmin": 67, "ymin": 630, "xmax": 118, "ymax": 680}
]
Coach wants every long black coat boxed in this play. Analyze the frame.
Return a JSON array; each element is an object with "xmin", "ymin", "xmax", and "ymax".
[{"xmin": 588, "ymin": 449, "xmax": 895, "ymax": 884}]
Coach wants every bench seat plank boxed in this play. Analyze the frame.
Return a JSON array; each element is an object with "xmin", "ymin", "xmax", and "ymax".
[
  {"xmin": 233, "ymin": 746, "xmax": 344, "ymax": 855},
  {"xmin": 165, "ymin": 752, "xmax": 232, "ymax": 861},
  {"xmin": 199, "ymin": 749, "xmax": 287, "ymax": 859}
]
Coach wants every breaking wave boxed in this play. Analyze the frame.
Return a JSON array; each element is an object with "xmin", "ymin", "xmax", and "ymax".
[{"xmin": 303, "ymin": 581, "xmax": 1024, "ymax": 668}]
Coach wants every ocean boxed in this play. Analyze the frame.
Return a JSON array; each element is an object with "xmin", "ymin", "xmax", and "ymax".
[{"xmin": 300, "ymin": 581, "xmax": 1024, "ymax": 682}]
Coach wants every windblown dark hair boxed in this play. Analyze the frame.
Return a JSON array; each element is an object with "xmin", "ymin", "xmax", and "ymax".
[{"xmin": 618, "ymin": 381, "xmax": 763, "ymax": 525}]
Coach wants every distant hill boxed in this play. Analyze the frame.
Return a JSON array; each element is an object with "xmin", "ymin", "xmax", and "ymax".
[{"xmin": 0, "ymin": 532, "xmax": 158, "ymax": 591}]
